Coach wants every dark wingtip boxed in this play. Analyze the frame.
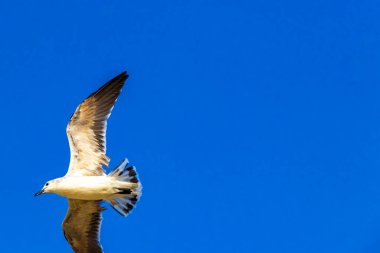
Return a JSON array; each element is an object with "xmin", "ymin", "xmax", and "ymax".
[
  {"xmin": 117, "ymin": 71, "xmax": 129, "ymax": 80},
  {"xmin": 109, "ymin": 71, "xmax": 129, "ymax": 88},
  {"xmin": 110, "ymin": 71, "xmax": 129, "ymax": 83},
  {"xmin": 88, "ymin": 71, "xmax": 129, "ymax": 99}
]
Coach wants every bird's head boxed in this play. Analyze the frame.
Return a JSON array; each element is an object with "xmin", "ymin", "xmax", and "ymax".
[{"xmin": 34, "ymin": 179, "xmax": 60, "ymax": 196}]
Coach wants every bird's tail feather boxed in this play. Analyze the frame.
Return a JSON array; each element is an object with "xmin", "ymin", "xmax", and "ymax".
[{"xmin": 106, "ymin": 158, "xmax": 141, "ymax": 216}]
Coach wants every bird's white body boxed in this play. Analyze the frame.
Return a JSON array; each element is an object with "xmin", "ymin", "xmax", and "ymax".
[{"xmin": 50, "ymin": 176, "xmax": 139, "ymax": 200}]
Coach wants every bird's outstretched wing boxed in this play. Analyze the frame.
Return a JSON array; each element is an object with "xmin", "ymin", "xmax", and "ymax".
[
  {"xmin": 66, "ymin": 72, "xmax": 128, "ymax": 176},
  {"xmin": 62, "ymin": 199, "xmax": 105, "ymax": 253}
]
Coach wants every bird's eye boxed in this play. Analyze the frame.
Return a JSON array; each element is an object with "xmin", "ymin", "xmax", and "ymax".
[{"xmin": 45, "ymin": 183, "xmax": 49, "ymax": 186}]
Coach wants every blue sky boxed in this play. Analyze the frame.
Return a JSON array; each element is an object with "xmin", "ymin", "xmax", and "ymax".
[{"xmin": 0, "ymin": 0, "xmax": 380, "ymax": 252}]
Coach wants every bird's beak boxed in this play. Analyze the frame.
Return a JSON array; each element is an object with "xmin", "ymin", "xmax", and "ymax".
[{"xmin": 34, "ymin": 189, "xmax": 45, "ymax": 196}]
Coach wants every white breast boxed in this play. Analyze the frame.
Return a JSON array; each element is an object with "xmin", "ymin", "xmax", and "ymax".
[{"xmin": 55, "ymin": 176, "xmax": 117, "ymax": 200}]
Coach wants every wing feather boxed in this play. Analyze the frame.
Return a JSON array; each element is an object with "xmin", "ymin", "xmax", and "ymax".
[
  {"xmin": 62, "ymin": 199, "xmax": 105, "ymax": 253},
  {"xmin": 66, "ymin": 72, "xmax": 128, "ymax": 176}
]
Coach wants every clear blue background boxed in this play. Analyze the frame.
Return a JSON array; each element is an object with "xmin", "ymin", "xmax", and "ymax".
[{"xmin": 0, "ymin": 0, "xmax": 379, "ymax": 252}]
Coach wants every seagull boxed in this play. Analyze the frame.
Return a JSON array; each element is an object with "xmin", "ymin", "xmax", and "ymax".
[{"xmin": 35, "ymin": 71, "xmax": 142, "ymax": 253}]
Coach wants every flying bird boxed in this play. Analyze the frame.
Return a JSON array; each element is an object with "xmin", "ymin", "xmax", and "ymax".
[{"xmin": 35, "ymin": 72, "xmax": 142, "ymax": 253}]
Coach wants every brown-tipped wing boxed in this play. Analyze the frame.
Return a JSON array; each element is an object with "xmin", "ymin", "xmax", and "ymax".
[
  {"xmin": 66, "ymin": 72, "xmax": 128, "ymax": 176},
  {"xmin": 62, "ymin": 199, "xmax": 105, "ymax": 253}
]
